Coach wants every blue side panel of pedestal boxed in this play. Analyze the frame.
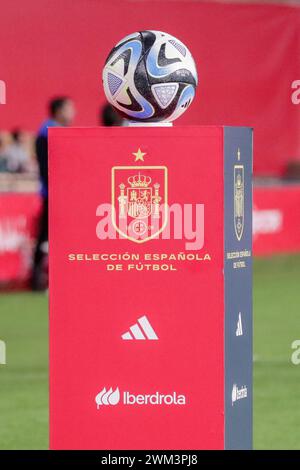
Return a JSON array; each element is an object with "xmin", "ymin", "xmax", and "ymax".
[{"xmin": 224, "ymin": 127, "xmax": 253, "ymax": 449}]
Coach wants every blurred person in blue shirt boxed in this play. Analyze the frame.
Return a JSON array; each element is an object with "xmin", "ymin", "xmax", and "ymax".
[{"xmin": 31, "ymin": 97, "xmax": 75, "ymax": 290}]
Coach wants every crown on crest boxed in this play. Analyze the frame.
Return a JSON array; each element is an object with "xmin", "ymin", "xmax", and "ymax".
[{"xmin": 128, "ymin": 173, "xmax": 152, "ymax": 188}]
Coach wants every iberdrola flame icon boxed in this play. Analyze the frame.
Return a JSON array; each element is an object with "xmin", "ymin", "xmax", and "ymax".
[
  {"xmin": 95, "ymin": 387, "xmax": 120, "ymax": 408},
  {"xmin": 232, "ymin": 384, "xmax": 237, "ymax": 405},
  {"xmin": 108, "ymin": 387, "xmax": 120, "ymax": 405},
  {"xmin": 95, "ymin": 387, "xmax": 107, "ymax": 409}
]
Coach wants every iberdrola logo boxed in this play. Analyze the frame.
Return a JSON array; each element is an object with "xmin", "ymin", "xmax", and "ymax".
[{"xmin": 95, "ymin": 386, "xmax": 186, "ymax": 409}]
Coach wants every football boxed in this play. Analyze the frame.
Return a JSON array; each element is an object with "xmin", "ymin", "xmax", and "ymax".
[{"xmin": 102, "ymin": 30, "xmax": 198, "ymax": 123}]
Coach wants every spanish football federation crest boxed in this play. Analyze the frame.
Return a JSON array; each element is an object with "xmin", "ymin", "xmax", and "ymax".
[
  {"xmin": 234, "ymin": 164, "xmax": 244, "ymax": 241},
  {"xmin": 112, "ymin": 166, "xmax": 168, "ymax": 243}
]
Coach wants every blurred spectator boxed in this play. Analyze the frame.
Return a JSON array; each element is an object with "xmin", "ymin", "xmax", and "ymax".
[
  {"xmin": 5, "ymin": 129, "xmax": 30, "ymax": 173},
  {"xmin": 31, "ymin": 96, "xmax": 76, "ymax": 290},
  {"xmin": 0, "ymin": 130, "xmax": 36, "ymax": 175},
  {"xmin": 0, "ymin": 133, "xmax": 9, "ymax": 171},
  {"xmin": 284, "ymin": 161, "xmax": 300, "ymax": 181},
  {"xmin": 100, "ymin": 103, "xmax": 123, "ymax": 126}
]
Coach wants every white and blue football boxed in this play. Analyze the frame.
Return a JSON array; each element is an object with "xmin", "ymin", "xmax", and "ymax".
[{"xmin": 102, "ymin": 31, "xmax": 198, "ymax": 123}]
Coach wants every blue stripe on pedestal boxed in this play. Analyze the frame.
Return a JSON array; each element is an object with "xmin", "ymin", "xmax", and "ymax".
[{"xmin": 223, "ymin": 126, "xmax": 253, "ymax": 450}]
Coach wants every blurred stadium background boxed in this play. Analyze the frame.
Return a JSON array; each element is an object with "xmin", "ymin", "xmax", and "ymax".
[{"xmin": 0, "ymin": 0, "xmax": 300, "ymax": 449}]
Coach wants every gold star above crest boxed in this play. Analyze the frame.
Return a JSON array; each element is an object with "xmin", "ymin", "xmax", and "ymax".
[{"xmin": 133, "ymin": 148, "xmax": 146, "ymax": 162}]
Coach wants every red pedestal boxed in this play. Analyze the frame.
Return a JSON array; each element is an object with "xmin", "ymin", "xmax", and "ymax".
[{"xmin": 49, "ymin": 126, "xmax": 252, "ymax": 449}]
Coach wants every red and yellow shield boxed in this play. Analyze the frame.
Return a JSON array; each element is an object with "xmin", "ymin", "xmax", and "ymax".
[{"xmin": 112, "ymin": 166, "xmax": 168, "ymax": 243}]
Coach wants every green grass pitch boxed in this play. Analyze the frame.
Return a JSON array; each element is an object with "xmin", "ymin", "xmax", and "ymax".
[{"xmin": 0, "ymin": 254, "xmax": 300, "ymax": 449}]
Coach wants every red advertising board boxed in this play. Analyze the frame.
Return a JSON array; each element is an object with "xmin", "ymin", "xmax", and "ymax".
[
  {"xmin": 0, "ymin": 185, "xmax": 299, "ymax": 287},
  {"xmin": 0, "ymin": 193, "xmax": 41, "ymax": 287},
  {"xmin": 253, "ymin": 186, "xmax": 300, "ymax": 256}
]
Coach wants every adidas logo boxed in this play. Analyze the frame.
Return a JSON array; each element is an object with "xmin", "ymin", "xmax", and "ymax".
[
  {"xmin": 121, "ymin": 315, "xmax": 158, "ymax": 340},
  {"xmin": 95, "ymin": 387, "xmax": 186, "ymax": 409},
  {"xmin": 236, "ymin": 313, "xmax": 243, "ymax": 336}
]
